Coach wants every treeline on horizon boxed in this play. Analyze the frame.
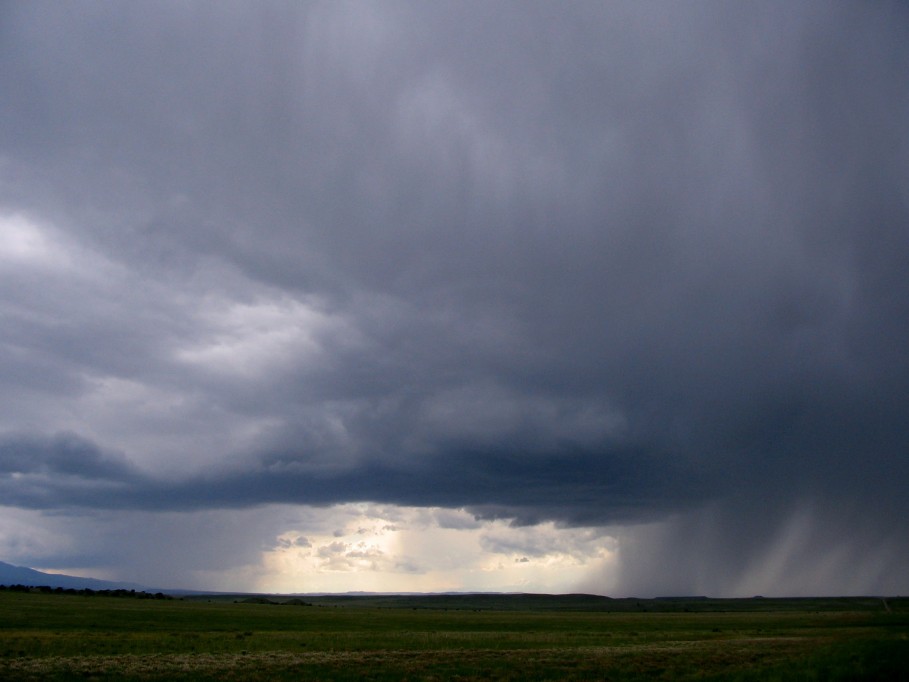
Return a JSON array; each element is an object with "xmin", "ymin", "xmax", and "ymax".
[{"xmin": 0, "ymin": 584, "xmax": 172, "ymax": 599}]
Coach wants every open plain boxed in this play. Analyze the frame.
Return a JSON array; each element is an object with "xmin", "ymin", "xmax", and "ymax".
[{"xmin": 0, "ymin": 590, "xmax": 906, "ymax": 680}]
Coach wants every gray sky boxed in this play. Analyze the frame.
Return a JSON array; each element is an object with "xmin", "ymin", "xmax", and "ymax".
[{"xmin": 1, "ymin": 0, "xmax": 907, "ymax": 595}]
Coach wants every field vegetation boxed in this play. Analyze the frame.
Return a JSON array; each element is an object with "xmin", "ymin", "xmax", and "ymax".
[{"xmin": 0, "ymin": 590, "xmax": 906, "ymax": 680}]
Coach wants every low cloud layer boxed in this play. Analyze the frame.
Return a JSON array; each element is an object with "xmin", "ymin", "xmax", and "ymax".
[{"xmin": 1, "ymin": 1, "xmax": 908, "ymax": 594}]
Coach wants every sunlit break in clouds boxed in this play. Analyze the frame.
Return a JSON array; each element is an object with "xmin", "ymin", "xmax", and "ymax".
[{"xmin": 1, "ymin": 1, "xmax": 908, "ymax": 596}]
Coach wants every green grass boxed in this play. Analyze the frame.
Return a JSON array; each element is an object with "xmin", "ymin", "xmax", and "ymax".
[{"xmin": 0, "ymin": 592, "xmax": 906, "ymax": 680}]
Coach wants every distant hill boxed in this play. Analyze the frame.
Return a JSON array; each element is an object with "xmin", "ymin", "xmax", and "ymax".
[{"xmin": 0, "ymin": 560, "xmax": 151, "ymax": 592}]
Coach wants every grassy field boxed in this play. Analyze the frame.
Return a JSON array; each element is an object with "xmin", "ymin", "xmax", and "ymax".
[{"xmin": 0, "ymin": 591, "xmax": 906, "ymax": 680}]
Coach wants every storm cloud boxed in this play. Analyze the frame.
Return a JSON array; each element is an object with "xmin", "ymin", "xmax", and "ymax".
[{"xmin": 1, "ymin": 1, "xmax": 907, "ymax": 595}]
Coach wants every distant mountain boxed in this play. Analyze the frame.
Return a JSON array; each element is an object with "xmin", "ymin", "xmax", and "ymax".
[{"xmin": 0, "ymin": 560, "xmax": 152, "ymax": 592}]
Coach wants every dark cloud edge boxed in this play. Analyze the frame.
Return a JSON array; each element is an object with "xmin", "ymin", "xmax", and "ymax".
[{"xmin": 0, "ymin": 431, "xmax": 712, "ymax": 527}]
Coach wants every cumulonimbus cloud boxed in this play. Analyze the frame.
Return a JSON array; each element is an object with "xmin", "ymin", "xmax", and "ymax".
[{"xmin": 1, "ymin": 0, "xmax": 907, "ymax": 594}]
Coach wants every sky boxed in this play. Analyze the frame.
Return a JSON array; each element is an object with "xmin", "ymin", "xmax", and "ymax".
[{"xmin": 1, "ymin": 1, "xmax": 908, "ymax": 597}]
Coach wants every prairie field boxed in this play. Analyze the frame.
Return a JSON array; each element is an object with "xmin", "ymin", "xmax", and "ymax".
[{"xmin": 0, "ymin": 591, "xmax": 906, "ymax": 680}]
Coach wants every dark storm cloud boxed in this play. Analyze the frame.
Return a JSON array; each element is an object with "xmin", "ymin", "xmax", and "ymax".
[
  {"xmin": 0, "ymin": 433, "xmax": 135, "ymax": 480},
  {"xmin": 0, "ymin": 429, "xmax": 698, "ymax": 527},
  {"xmin": 0, "ymin": 433, "xmax": 140, "ymax": 510},
  {"xmin": 1, "ymin": 1, "xmax": 908, "ymax": 593}
]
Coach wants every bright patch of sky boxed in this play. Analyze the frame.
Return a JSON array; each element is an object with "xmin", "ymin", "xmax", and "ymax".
[
  {"xmin": 257, "ymin": 504, "xmax": 618, "ymax": 594},
  {"xmin": 0, "ymin": 503, "xmax": 618, "ymax": 594}
]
